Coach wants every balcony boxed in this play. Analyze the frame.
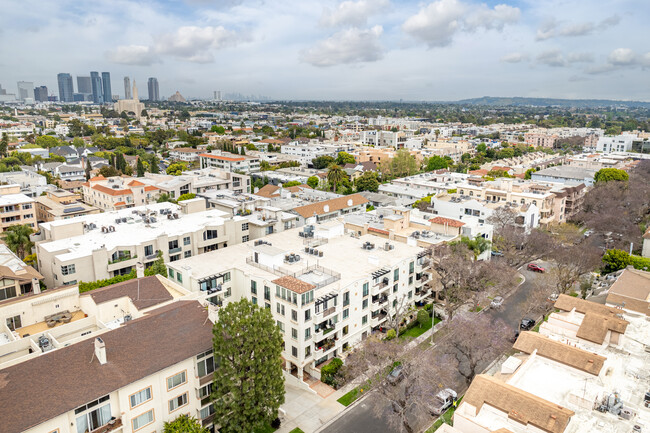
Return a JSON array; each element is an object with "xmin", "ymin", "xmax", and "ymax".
[
  {"xmin": 90, "ymin": 418, "xmax": 123, "ymax": 433},
  {"xmin": 371, "ymin": 312, "xmax": 387, "ymax": 327},
  {"xmin": 108, "ymin": 254, "xmax": 137, "ymax": 265},
  {"xmin": 372, "ymin": 295, "xmax": 388, "ymax": 306},
  {"xmin": 169, "ymin": 247, "xmax": 182, "ymax": 254}
]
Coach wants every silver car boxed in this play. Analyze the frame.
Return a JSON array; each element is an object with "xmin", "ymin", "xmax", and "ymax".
[
  {"xmin": 490, "ymin": 296, "xmax": 504, "ymax": 308},
  {"xmin": 431, "ymin": 388, "xmax": 458, "ymax": 415}
]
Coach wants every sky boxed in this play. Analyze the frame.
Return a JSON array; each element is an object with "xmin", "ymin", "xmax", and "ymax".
[{"xmin": 1, "ymin": 0, "xmax": 649, "ymax": 101}]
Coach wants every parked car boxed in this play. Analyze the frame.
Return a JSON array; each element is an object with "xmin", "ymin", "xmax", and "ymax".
[
  {"xmin": 491, "ymin": 250, "xmax": 504, "ymax": 257},
  {"xmin": 490, "ymin": 296, "xmax": 504, "ymax": 308},
  {"xmin": 387, "ymin": 364, "xmax": 403, "ymax": 385},
  {"xmin": 547, "ymin": 293, "xmax": 559, "ymax": 302},
  {"xmin": 583, "ymin": 229, "xmax": 594, "ymax": 237},
  {"xmin": 520, "ymin": 318, "xmax": 535, "ymax": 331},
  {"xmin": 527, "ymin": 263, "xmax": 546, "ymax": 273},
  {"xmin": 430, "ymin": 388, "xmax": 458, "ymax": 415}
]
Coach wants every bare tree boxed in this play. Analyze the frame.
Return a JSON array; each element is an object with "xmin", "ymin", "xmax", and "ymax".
[
  {"xmin": 520, "ymin": 273, "xmax": 556, "ymax": 322},
  {"xmin": 440, "ymin": 314, "xmax": 511, "ymax": 386},
  {"xmin": 384, "ymin": 294, "xmax": 414, "ymax": 338},
  {"xmin": 487, "ymin": 206, "xmax": 518, "ymax": 234},
  {"xmin": 493, "ymin": 227, "xmax": 555, "ymax": 268},
  {"xmin": 343, "ymin": 337, "xmax": 454, "ymax": 433},
  {"xmin": 548, "ymin": 245, "xmax": 601, "ymax": 294}
]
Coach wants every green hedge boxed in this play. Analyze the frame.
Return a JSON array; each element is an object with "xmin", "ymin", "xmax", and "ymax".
[
  {"xmin": 79, "ymin": 270, "xmax": 137, "ymax": 292},
  {"xmin": 321, "ymin": 357, "xmax": 343, "ymax": 387}
]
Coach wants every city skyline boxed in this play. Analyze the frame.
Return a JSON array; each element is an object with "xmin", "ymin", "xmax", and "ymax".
[{"xmin": 1, "ymin": 0, "xmax": 649, "ymax": 101}]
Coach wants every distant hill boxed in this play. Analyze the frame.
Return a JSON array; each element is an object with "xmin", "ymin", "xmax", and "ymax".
[{"xmin": 454, "ymin": 96, "xmax": 650, "ymax": 108}]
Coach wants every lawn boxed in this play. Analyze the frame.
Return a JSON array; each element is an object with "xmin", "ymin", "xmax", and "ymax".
[
  {"xmin": 288, "ymin": 429, "xmax": 305, "ymax": 433},
  {"xmin": 426, "ymin": 397, "xmax": 463, "ymax": 432},
  {"xmin": 399, "ymin": 316, "xmax": 441, "ymax": 339},
  {"xmin": 253, "ymin": 422, "xmax": 276, "ymax": 433}
]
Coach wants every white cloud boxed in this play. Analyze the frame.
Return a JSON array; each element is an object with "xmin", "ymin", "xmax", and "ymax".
[
  {"xmin": 537, "ymin": 49, "xmax": 565, "ymax": 67},
  {"xmin": 402, "ymin": 0, "xmax": 519, "ymax": 48},
  {"xmin": 566, "ymin": 52, "xmax": 594, "ymax": 63},
  {"xmin": 608, "ymin": 48, "xmax": 636, "ymax": 65},
  {"xmin": 536, "ymin": 15, "xmax": 620, "ymax": 41},
  {"xmin": 320, "ymin": 0, "xmax": 389, "ymax": 27},
  {"xmin": 154, "ymin": 26, "xmax": 244, "ymax": 63},
  {"xmin": 500, "ymin": 52, "xmax": 528, "ymax": 63},
  {"xmin": 300, "ymin": 25, "xmax": 383, "ymax": 67},
  {"xmin": 587, "ymin": 48, "xmax": 650, "ymax": 74},
  {"xmin": 105, "ymin": 45, "xmax": 159, "ymax": 66}
]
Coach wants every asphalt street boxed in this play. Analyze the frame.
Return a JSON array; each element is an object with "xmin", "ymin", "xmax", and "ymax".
[{"xmin": 323, "ymin": 265, "xmax": 545, "ymax": 433}]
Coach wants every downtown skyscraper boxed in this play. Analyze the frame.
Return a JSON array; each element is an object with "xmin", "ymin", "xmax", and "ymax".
[
  {"xmin": 57, "ymin": 73, "xmax": 74, "ymax": 102},
  {"xmin": 90, "ymin": 71, "xmax": 103, "ymax": 104},
  {"xmin": 124, "ymin": 76, "xmax": 131, "ymax": 99},
  {"xmin": 101, "ymin": 72, "xmax": 112, "ymax": 102},
  {"xmin": 147, "ymin": 77, "xmax": 159, "ymax": 101}
]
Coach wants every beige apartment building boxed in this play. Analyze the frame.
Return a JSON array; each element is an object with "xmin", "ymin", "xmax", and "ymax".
[
  {"xmin": 0, "ymin": 244, "xmax": 43, "ymax": 302},
  {"xmin": 35, "ymin": 199, "xmax": 249, "ymax": 288},
  {"xmin": 0, "ymin": 275, "xmax": 220, "ymax": 433},
  {"xmin": 82, "ymin": 175, "xmax": 160, "ymax": 211},
  {"xmin": 35, "ymin": 189, "xmax": 100, "ymax": 222},
  {"xmin": 0, "ymin": 184, "xmax": 37, "ymax": 232}
]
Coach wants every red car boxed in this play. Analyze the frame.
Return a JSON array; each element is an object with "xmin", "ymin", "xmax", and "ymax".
[{"xmin": 527, "ymin": 263, "xmax": 546, "ymax": 273}]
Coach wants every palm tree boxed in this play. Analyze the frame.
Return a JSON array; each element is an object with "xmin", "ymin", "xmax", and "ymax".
[
  {"xmin": 327, "ymin": 164, "xmax": 346, "ymax": 192},
  {"xmin": 4, "ymin": 224, "xmax": 34, "ymax": 259}
]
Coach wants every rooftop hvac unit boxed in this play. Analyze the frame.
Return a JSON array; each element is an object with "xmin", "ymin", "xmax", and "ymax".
[
  {"xmin": 143, "ymin": 217, "xmax": 150, "ymax": 224},
  {"xmin": 319, "ymin": 251, "xmax": 323, "ymax": 257},
  {"xmin": 109, "ymin": 226, "xmax": 115, "ymax": 232},
  {"xmin": 121, "ymin": 218, "xmax": 127, "ymax": 223},
  {"xmin": 150, "ymin": 217, "xmax": 156, "ymax": 223},
  {"xmin": 124, "ymin": 315, "xmax": 132, "ymax": 322},
  {"xmin": 101, "ymin": 226, "xmax": 107, "ymax": 233},
  {"xmin": 115, "ymin": 218, "xmax": 121, "ymax": 224},
  {"xmin": 173, "ymin": 213, "xmax": 179, "ymax": 219},
  {"xmin": 167, "ymin": 214, "xmax": 173, "ymax": 219}
]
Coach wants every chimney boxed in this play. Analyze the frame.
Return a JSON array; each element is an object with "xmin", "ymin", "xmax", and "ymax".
[
  {"xmin": 95, "ymin": 337, "xmax": 107, "ymax": 365},
  {"xmin": 136, "ymin": 261, "xmax": 145, "ymax": 278}
]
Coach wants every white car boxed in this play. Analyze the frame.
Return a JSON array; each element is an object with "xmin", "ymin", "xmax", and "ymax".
[
  {"xmin": 431, "ymin": 388, "xmax": 458, "ymax": 415},
  {"xmin": 490, "ymin": 296, "xmax": 504, "ymax": 308}
]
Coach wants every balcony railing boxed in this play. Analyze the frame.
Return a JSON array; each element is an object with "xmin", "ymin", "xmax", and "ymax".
[
  {"xmin": 169, "ymin": 247, "xmax": 182, "ymax": 254},
  {"xmin": 90, "ymin": 417, "xmax": 123, "ymax": 433},
  {"xmin": 108, "ymin": 254, "xmax": 136, "ymax": 265}
]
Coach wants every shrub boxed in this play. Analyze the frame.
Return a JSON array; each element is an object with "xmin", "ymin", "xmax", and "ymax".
[
  {"xmin": 321, "ymin": 357, "xmax": 343, "ymax": 387},
  {"xmin": 79, "ymin": 270, "xmax": 136, "ymax": 292},
  {"xmin": 271, "ymin": 418, "xmax": 281, "ymax": 429},
  {"xmin": 385, "ymin": 329, "xmax": 396, "ymax": 340}
]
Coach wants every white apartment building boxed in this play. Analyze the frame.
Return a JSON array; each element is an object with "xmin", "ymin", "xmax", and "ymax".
[
  {"xmin": 0, "ymin": 276, "xmax": 220, "ymax": 433},
  {"xmin": 140, "ymin": 168, "xmax": 251, "ymax": 198},
  {"xmin": 82, "ymin": 175, "xmax": 160, "ymax": 210},
  {"xmin": 596, "ymin": 134, "xmax": 635, "ymax": 153},
  {"xmin": 199, "ymin": 152, "xmax": 260, "ymax": 173},
  {"xmin": 0, "ymin": 244, "xmax": 43, "ymax": 302},
  {"xmin": 34, "ymin": 200, "xmax": 249, "ymax": 288},
  {"xmin": 280, "ymin": 142, "xmax": 334, "ymax": 165},
  {"xmin": 0, "ymin": 185, "xmax": 37, "ymax": 232},
  {"xmin": 167, "ymin": 221, "xmax": 429, "ymax": 382},
  {"xmin": 169, "ymin": 147, "xmax": 202, "ymax": 162}
]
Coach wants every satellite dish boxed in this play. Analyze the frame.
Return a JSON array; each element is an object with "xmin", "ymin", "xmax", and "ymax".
[{"xmin": 347, "ymin": 199, "xmax": 353, "ymax": 206}]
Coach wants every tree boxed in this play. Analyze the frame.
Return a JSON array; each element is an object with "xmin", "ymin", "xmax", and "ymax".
[
  {"xmin": 144, "ymin": 251, "xmax": 168, "ymax": 278},
  {"xmin": 306, "ymin": 175, "xmax": 319, "ymax": 189},
  {"xmin": 417, "ymin": 309, "xmax": 429, "ymax": 328},
  {"xmin": 282, "ymin": 181, "xmax": 301, "ymax": 188},
  {"xmin": 379, "ymin": 149, "xmax": 418, "ymax": 179},
  {"xmin": 136, "ymin": 158, "xmax": 145, "ymax": 177},
  {"xmin": 166, "ymin": 162, "xmax": 186, "ymax": 176},
  {"xmin": 35, "ymin": 135, "xmax": 60, "ymax": 148},
  {"xmin": 177, "ymin": 193, "xmax": 196, "ymax": 202},
  {"xmin": 355, "ymin": 171, "xmax": 379, "ymax": 192},
  {"xmin": 150, "ymin": 156, "xmax": 160, "ymax": 173},
  {"xmin": 384, "ymin": 294, "xmax": 413, "ymax": 338},
  {"xmin": 84, "ymin": 158, "xmax": 92, "ymax": 181},
  {"xmin": 115, "ymin": 152, "xmax": 127, "ymax": 172},
  {"xmin": 602, "ymin": 249, "xmax": 632, "ymax": 273},
  {"xmin": 343, "ymin": 337, "xmax": 454, "ymax": 433},
  {"xmin": 441, "ymin": 314, "xmax": 511, "ymax": 385},
  {"xmin": 312, "ymin": 155, "xmax": 335, "ymax": 169},
  {"xmin": 425, "ymin": 155, "xmax": 448, "ymax": 171},
  {"xmin": 0, "ymin": 133, "xmax": 9, "ymax": 157},
  {"xmin": 211, "ymin": 125, "xmax": 226, "ymax": 134},
  {"xmin": 212, "ymin": 299, "xmax": 285, "ymax": 433},
  {"xmin": 3, "ymin": 224, "xmax": 34, "ymax": 259},
  {"xmin": 594, "ymin": 168, "xmax": 629, "ymax": 183},
  {"xmin": 524, "ymin": 168, "xmax": 534, "ymax": 179},
  {"xmin": 98, "ymin": 165, "xmax": 120, "ymax": 177},
  {"xmin": 163, "ymin": 414, "xmax": 207, "ymax": 433},
  {"xmin": 335, "ymin": 151, "xmax": 356, "ymax": 165},
  {"xmin": 327, "ymin": 164, "xmax": 346, "ymax": 192},
  {"xmin": 452, "ymin": 235, "xmax": 491, "ymax": 259},
  {"xmin": 548, "ymin": 244, "xmax": 601, "ymax": 294}
]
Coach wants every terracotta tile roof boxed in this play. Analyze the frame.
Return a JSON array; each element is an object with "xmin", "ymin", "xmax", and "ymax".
[
  {"xmin": 605, "ymin": 268, "xmax": 650, "ymax": 315},
  {"xmin": 127, "ymin": 180, "xmax": 145, "ymax": 187},
  {"xmin": 89, "ymin": 175, "xmax": 106, "ymax": 181},
  {"xmin": 429, "ymin": 216, "xmax": 465, "ymax": 227},
  {"xmin": 0, "ymin": 300, "xmax": 212, "ymax": 433},
  {"xmin": 293, "ymin": 194, "xmax": 369, "ymax": 218},
  {"xmin": 643, "ymin": 227, "xmax": 650, "ymax": 239},
  {"xmin": 255, "ymin": 184, "xmax": 280, "ymax": 198},
  {"xmin": 144, "ymin": 185, "xmax": 159, "ymax": 192},
  {"xmin": 513, "ymin": 332, "xmax": 606, "ymax": 375},
  {"xmin": 463, "ymin": 375, "xmax": 574, "ymax": 433},
  {"xmin": 114, "ymin": 201, "xmax": 127, "ymax": 207},
  {"xmin": 272, "ymin": 276, "xmax": 315, "ymax": 294},
  {"xmin": 469, "ymin": 169, "xmax": 489, "ymax": 176},
  {"xmin": 199, "ymin": 153, "xmax": 245, "ymax": 162},
  {"xmin": 285, "ymin": 184, "xmax": 311, "ymax": 193},
  {"xmin": 82, "ymin": 276, "xmax": 172, "ymax": 310},
  {"xmin": 91, "ymin": 184, "xmax": 134, "ymax": 196}
]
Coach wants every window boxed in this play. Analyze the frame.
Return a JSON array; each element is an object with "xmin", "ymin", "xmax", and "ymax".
[
  {"xmin": 223, "ymin": 272, "xmax": 231, "ymax": 282},
  {"xmin": 408, "ymin": 290, "xmax": 412, "ymax": 299},
  {"xmin": 144, "ymin": 245, "xmax": 153, "ymax": 256},
  {"xmin": 393, "ymin": 269, "xmax": 399, "ymax": 281},
  {"xmin": 184, "ymin": 251, "xmax": 192, "ymax": 258},
  {"xmin": 75, "ymin": 396, "xmax": 111, "ymax": 433},
  {"xmin": 242, "ymin": 235, "xmax": 249, "ymax": 242},
  {"xmin": 225, "ymin": 287, "xmax": 231, "ymax": 297},
  {"xmin": 362, "ymin": 282, "xmax": 369, "ymax": 297},
  {"xmin": 264, "ymin": 285, "xmax": 271, "ymax": 301},
  {"xmin": 305, "ymin": 309, "xmax": 311, "ymax": 321},
  {"xmin": 343, "ymin": 291, "xmax": 350, "ymax": 307},
  {"xmin": 242, "ymin": 223, "xmax": 249, "ymax": 231},
  {"xmin": 266, "ymin": 226, "xmax": 274, "ymax": 235},
  {"xmin": 251, "ymin": 280, "xmax": 257, "ymax": 295},
  {"xmin": 168, "ymin": 240, "xmax": 179, "ymax": 250},
  {"xmin": 343, "ymin": 325, "xmax": 349, "ymax": 335},
  {"xmin": 252, "ymin": 296, "xmax": 257, "ymax": 305},
  {"xmin": 183, "ymin": 236, "xmax": 190, "ymax": 245},
  {"xmin": 362, "ymin": 315, "xmax": 368, "ymax": 325},
  {"xmin": 61, "ymin": 264, "xmax": 76, "ymax": 275},
  {"xmin": 291, "ymin": 328, "xmax": 298, "ymax": 339},
  {"xmin": 177, "ymin": 273, "xmax": 182, "ymax": 283},
  {"xmin": 169, "ymin": 392, "xmax": 188, "ymax": 412},
  {"xmin": 169, "ymin": 269, "xmax": 175, "ymax": 278},
  {"xmin": 362, "ymin": 299, "xmax": 368, "ymax": 310},
  {"xmin": 6, "ymin": 315, "xmax": 21, "ymax": 331},
  {"xmin": 291, "ymin": 309, "xmax": 298, "ymax": 321},
  {"xmin": 129, "ymin": 387, "xmax": 152, "ymax": 408},
  {"xmin": 409, "ymin": 275, "xmax": 413, "ymax": 285},
  {"xmin": 276, "ymin": 303, "xmax": 285, "ymax": 316},
  {"xmin": 203, "ymin": 229, "xmax": 218, "ymax": 240},
  {"xmin": 166, "ymin": 371, "xmax": 186, "ymax": 390},
  {"xmin": 301, "ymin": 290, "xmax": 314, "ymax": 305},
  {"xmin": 200, "ymin": 404, "xmax": 215, "ymax": 420},
  {"xmin": 409, "ymin": 261, "xmax": 414, "ymax": 274},
  {"xmin": 0, "ymin": 286, "xmax": 16, "ymax": 301},
  {"xmin": 343, "ymin": 309, "xmax": 349, "ymax": 320},
  {"xmin": 393, "ymin": 284, "xmax": 398, "ymax": 293},
  {"xmin": 197, "ymin": 356, "xmax": 215, "ymax": 377},
  {"xmin": 277, "ymin": 321, "xmax": 285, "ymax": 332},
  {"xmin": 132, "ymin": 409, "xmax": 154, "ymax": 431},
  {"xmin": 292, "ymin": 346, "xmax": 298, "ymax": 357},
  {"xmin": 305, "ymin": 327, "xmax": 311, "ymax": 340},
  {"xmin": 305, "ymin": 345, "xmax": 311, "ymax": 357}
]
